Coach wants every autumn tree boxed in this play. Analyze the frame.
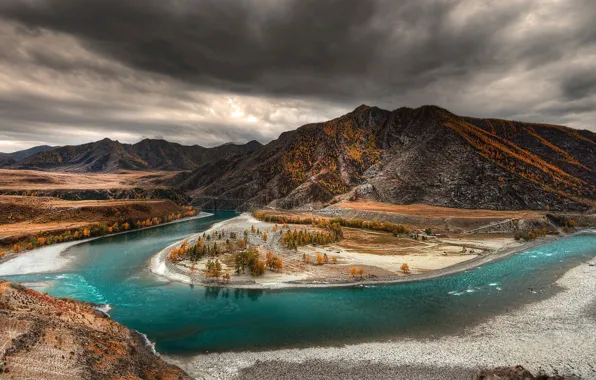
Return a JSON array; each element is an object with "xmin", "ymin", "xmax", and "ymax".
[
  {"xmin": 316, "ymin": 253, "xmax": 324, "ymax": 265},
  {"xmin": 266, "ymin": 252, "xmax": 274, "ymax": 267},
  {"xmin": 234, "ymin": 247, "xmax": 261, "ymax": 275},
  {"xmin": 266, "ymin": 252, "xmax": 283, "ymax": 272},
  {"xmin": 206, "ymin": 259, "xmax": 222, "ymax": 279},
  {"xmin": 350, "ymin": 267, "xmax": 357, "ymax": 277},
  {"xmin": 401, "ymin": 263, "xmax": 410, "ymax": 274},
  {"xmin": 252, "ymin": 258, "xmax": 266, "ymax": 276},
  {"xmin": 270, "ymin": 256, "xmax": 283, "ymax": 272}
]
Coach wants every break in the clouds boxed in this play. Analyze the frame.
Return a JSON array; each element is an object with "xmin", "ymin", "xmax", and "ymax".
[{"xmin": 0, "ymin": 0, "xmax": 595, "ymax": 152}]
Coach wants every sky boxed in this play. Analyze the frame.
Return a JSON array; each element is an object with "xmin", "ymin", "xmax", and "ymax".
[{"xmin": 1, "ymin": 0, "xmax": 595, "ymax": 152}]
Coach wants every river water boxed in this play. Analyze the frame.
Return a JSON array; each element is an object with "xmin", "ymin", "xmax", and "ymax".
[{"xmin": 1, "ymin": 211, "xmax": 595, "ymax": 354}]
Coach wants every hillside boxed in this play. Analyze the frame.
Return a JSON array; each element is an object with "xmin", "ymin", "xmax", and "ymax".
[
  {"xmin": 0, "ymin": 153, "xmax": 15, "ymax": 168},
  {"xmin": 0, "ymin": 145, "xmax": 57, "ymax": 168},
  {"xmin": 5, "ymin": 145, "xmax": 58, "ymax": 160},
  {"xmin": 0, "ymin": 281, "xmax": 191, "ymax": 379},
  {"xmin": 11, "ymin": 138, "xmax": 262, "ymax": 172},
  {"xmin": 177, "ymin": 105, "xmax": 595, "ymax": 211}
]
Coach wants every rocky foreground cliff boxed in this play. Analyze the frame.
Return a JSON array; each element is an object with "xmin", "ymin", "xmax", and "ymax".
[{"xmin": 0, "ymin": 281, "xmax": 191, "ymax": 380}]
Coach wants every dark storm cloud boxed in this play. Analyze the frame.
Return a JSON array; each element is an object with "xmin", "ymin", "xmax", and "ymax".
[
  {"xmin": 0, "ymin": 0, "xmax": 595, "ymax": 151},
  {"xmin": 561, "ymin": 69, "xmax": 596, "ymax": 101},
  {"xmin": 1, "ymin": 0, "xmax": 386, "ymax": 99}
]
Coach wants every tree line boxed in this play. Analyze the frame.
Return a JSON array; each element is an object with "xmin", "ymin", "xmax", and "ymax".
[
  {"xmin": 253, "ymin": 212, "xmax": 410, "ymax": 235},
  {"xmin": 6, "ymin": 207, "xmax": 198, "ymax": 254},
  {"xmin": 514, "ymin": 228, "xmax": 549, "ymax": 241}
]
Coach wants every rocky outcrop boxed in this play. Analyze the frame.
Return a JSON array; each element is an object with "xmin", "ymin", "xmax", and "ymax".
[{"xmin": 0, "ymin": 281, "xmax": 192, "ymax": 379}]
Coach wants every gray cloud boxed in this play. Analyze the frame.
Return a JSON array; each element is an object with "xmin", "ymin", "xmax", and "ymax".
[{"xmin": 0, "ymin": 0, "xmax": 595, "ymax": 152}]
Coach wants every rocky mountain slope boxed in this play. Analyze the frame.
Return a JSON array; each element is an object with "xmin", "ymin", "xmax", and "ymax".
[
  {"xmin": 177, "ymin": 105, "xmax": 595, "ymax": 211},
  {"xmin": 10, "ymin": 138, "xmax": 262, "ymax": 172},
  {"xmin": 6, "ymin": 145, "xmax": 58, "ymax": 160},
  {"xmin": 0, "ymin": 281, "xmax": 191, "ymax": 379},
  {"xmin": 0, "ymin": 153, "xmax": 14, "ymax": 168},
  {"xmin": 0, "ymin": 145, "xmax": 58, "ymax": 168}
]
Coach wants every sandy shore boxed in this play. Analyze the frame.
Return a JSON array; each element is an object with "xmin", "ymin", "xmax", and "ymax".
[
  {"xmin": 151, "ymin": 213, "xmax": 558, "ymax": 290},
  {"xmin": 164, "ymin": 254, "xmax": 596, "ymax": 379}
]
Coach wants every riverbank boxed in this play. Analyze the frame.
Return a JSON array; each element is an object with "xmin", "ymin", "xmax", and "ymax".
[
  {"xmin": 151, "ymin": 213, "xmax": 565, "ymax": 290},
  {"xmin": 164, "ymin": 253, "xmax": 596, "ymax": 379},
  {"xmin": 0, "ymin": 212, "xmax": 214, "ymax": 275}
]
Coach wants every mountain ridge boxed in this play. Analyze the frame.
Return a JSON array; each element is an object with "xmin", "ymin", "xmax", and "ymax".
[
  {"xmin": 0, "ymin": 145, "xmax": 58, "ymax": 168},
  {"xmin": 176, "ymin": 104, "xmax": 595, "ymax": 211},
  {"xmin": 9, "ymin": 138, "xmax": 262, "ymax": 172}
]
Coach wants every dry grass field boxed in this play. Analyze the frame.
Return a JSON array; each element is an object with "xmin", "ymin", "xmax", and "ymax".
[
  {"xmin": 0, "ymin": 195, "xmax": 192, "ymax": 245},
  {"xmin": 0, "ymin": 169, "xmax": 181, "ymax": 190},
  {"xmin": 335, "ymin": 201, "xmax": 546, "ymax": 219}
]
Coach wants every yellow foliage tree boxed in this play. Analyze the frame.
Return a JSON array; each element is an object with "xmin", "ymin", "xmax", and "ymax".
[
  {"xmin": 400, "ymin": 263, "xmax": 410, "ymax": 274},
  {"xmin": 316, "ymin": 253, "xmax": 324, "ymax": 265}
]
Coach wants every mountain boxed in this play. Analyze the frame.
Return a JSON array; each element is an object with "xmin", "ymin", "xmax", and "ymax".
[
  {"xmin": 0, "ymin": 145, "xmax": 58, "ymax": 168},
  {"xmin": 0, "ymin": 281, "xmax": 192, "ymax": 379},
  {"xmin": 6, "ymin": 145, "xmax": 58, "ymax": 160},
  {"xmin": 12, "ymin": 138, "xmax": 262, "ymax": 172},
  {"xmin": 0, "ymin": 152, "xmax": 15, "ymax": 168},
  {"xmin": 176, "ymin": 105, "xmax": 595, "ymax": 211}
]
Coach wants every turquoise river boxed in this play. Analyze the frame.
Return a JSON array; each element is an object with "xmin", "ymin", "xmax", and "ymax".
[{"xmin": 1, "ymin": 211, "xmax": 596, "ymax": 354}]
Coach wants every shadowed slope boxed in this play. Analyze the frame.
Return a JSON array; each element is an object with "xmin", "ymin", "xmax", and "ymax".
[
  {"xmin": 12, "ymin": 138, "xmax": 262, "ymax": 172},
  {"xmin": 178, "ymin": 105, "xmax": 595, "ymax": 211}
]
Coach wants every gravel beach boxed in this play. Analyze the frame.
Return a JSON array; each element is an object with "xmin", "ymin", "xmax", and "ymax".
[{"xmin": 165, "ymin": 256, "xmax": 596, "ymax": 379}]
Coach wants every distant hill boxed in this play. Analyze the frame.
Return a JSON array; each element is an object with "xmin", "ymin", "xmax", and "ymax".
[
  {"xmin": 176, "ymin": 105, "xmax": 595, "ymax": 211},
  {"xmin": 7, "ymin": 145, "xmax": 58, "ymax": 160},
  {"xmin": 0, "ymin": 153, "xmax": 15, "ymax": 168},
  {"xmin": 11, "ymin": 138, "xmax": 262, "ymax": 172},
  {"xmin": 0, "ymin": 145, "xmax": 58, "ymax": 167}
]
